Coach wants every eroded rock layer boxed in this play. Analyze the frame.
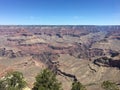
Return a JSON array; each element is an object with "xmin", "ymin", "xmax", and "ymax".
[{"xmin": 0, "ymin": 25, "xmax": 120, "ymax": 90}]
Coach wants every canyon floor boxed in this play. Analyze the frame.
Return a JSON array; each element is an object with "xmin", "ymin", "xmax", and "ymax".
[{"xmin": 0, "ymin": 25, "xmax": 120, "ymax": 90}]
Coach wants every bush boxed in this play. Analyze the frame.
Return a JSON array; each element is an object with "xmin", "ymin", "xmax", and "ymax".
[
  {"xmin": 0, "ymin": 71, "xmax": 26, "ymax": 90},
  {"xmin": 101, "ymin": 81, "xmax": 119, "ymax": 90},
  {"xmin": 71, "ymin": 81, "xmax": 87, "ymax": 90},
  {"xmin": 33, "ymin": 68, "xmax": 62, "ymax": 90}
]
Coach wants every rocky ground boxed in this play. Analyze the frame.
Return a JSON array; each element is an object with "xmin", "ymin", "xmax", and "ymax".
[{"xmin": 0, "ymin": 25, "xmax": 120, "ymax": 90}]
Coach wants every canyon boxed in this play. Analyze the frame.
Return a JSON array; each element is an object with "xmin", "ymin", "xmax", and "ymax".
[{"xmin": 0, "ymin": 25, "xmax": 120, "ymax": 90}]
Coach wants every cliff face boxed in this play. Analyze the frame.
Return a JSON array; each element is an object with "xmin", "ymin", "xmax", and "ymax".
[
  {"xmin": 0, "ymin": 48, "xmax": 24, "ymax": 58},
  {"xmin": 94, "ymin": 56, "xmax": 120, "ymax": 68},
  {"xmin": 0, "ymin": 25, "xmax": 120, "ymax": 90}
]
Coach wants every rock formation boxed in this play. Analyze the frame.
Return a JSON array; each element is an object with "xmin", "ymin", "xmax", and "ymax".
[{"xmin": 0, "ymin": 25, "xmax": 120, "ymax": 90}]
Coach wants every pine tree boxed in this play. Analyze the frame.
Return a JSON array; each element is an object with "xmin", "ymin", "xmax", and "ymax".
[
  {"xmin": 101, "ymin": 81, "xmax": 119, "ymax": 90},
  {"xmin": 0, "ymin": 71, "xmax": 26, "ymax": 90},
  {"xmin": 33, "ymin": 69, "xmax": 62, "ymax": 90},
  {"xmin": 71, "ymin": 81, "xmax": 86, "ymax": 90}
]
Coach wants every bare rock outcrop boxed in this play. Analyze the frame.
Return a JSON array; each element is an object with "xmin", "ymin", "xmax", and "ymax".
[
  {"xmin": 93, "ymin": 57, "xmax": 120, "ymax": 69},
  {"xmin": 0, "ymin": 48, "xmax": 24, "ymax": 58}
]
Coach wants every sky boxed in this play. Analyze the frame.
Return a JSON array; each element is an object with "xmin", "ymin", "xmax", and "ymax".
[{"xmin": 0, "ymin": 0, "xmax": 120, "ymax": 25}]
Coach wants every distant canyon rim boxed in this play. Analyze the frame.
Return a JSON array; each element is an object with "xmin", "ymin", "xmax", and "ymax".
[{"xmin": 0, "ymin": 25, "xmax": 120, "ymax": 90}]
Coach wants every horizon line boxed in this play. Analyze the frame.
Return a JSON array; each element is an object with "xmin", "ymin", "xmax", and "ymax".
[{"xmin": 0, "ymin": 25, "xmax": 120, "ymax": 26}]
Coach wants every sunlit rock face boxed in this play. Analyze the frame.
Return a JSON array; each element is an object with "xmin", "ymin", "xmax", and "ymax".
[{"xmin": 0, "ymin": 25, "xmax": 120, "ymax": 90}]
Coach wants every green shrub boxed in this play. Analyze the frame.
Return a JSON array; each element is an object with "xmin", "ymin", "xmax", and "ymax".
[
  {"xmin": 101, "ymin": 81, "xmax": 119, "ymax": 90},
  {"xmin": 71, "ymin": 81, "xmax": 86, "ymax": 90},
  {"xmin": 0, "ymin": 71, "xmax": 26, "ymax": 90},
  {"xmin": 33, "ymin": 69, "xmax": 62, "ymax": 90}
]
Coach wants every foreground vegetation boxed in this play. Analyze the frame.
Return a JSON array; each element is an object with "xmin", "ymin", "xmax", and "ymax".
[
  {"xmin": 0, "ymin": 71, "xmax": 26, "ymax": 90},
  {"xmin": 71, "ymin": 81, "xmax": 86, "ymax": 90},
  {"xmin": 32, "ymin": 69, "xmax": 62, "ymax": 90},
  {"xmin": 0, "ymin": 69, "xmax": 119, "ymax": 90},
  {"xmin": 101, "ymin": 81, "xmax": 119, "ymax": 90}
]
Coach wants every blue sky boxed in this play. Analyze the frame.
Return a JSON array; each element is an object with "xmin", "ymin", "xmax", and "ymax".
[{"xmin": 0, "ymin": 0, "xmax": 120, "ymax": 25}]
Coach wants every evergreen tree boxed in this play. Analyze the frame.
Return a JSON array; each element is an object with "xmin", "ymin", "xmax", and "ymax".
[
  {"xmin": 101, "ymin": 81, "xmax": 119, "ymax": 90},
  {"xmin": 71, "ymin": 81, "xmax": 86, "ymax": 90},
  {"xmin": 0, "ymin": 71, "xmax": 26, "ymax": 90},
  {"xmin": 33, "ymin": 69, "xmax": 62, "ymax": 90}
]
